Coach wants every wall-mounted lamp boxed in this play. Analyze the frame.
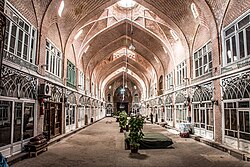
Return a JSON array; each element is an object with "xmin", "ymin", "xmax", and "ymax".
[
  {"xmin": 41, "ymin": 64, "xmax": 49, "ymax": 68},
  {"xmin": 211, "ymin": 97, "xmax": 218, "ymax": 105}
]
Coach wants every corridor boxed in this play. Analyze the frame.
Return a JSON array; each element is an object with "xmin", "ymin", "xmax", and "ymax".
[{"xmin": 12, "ymin": 118, "xmax": 249, "ymax": 167}]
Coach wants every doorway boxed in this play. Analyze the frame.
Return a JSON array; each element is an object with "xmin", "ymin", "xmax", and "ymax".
[
  {"xmin": 117, "ymin": 102, "xmax": 128, "ymax": 114},
  {"xmin": 44, "ymin": 102, "xmax": 62, "ymax": 139}
]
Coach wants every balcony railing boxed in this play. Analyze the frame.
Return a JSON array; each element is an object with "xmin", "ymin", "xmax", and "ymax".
[{"xmin": 3, "ymin": 50, "xmax": 38, "ymax": 71}]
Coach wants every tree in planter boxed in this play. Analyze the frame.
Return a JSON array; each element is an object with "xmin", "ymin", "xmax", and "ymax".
[
  {"xmin": 119, "ymin": 111, "xmax": 127, "ymax": 132},
  {"xmin": 128, "ymin": 114, "xmax": 145, "ymax": 153}
]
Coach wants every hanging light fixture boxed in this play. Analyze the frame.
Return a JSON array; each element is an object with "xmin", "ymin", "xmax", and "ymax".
[{"xmin": 129, "ymin": 6, "xmax": 135, "ymax": 51}]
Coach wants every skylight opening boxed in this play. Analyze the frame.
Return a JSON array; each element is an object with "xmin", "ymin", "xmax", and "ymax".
[
  {"xmin": 170, "ymin": 30, "xmax": 179, "ymax": 41},
  {"xmin": 191, "ymin": 3, "xmax": 199, "ymax": 19},
  {"xmin": 84, "ymin": 45, "xmax": 90, "ymax": 53},
  {"xmin": 58, "ymin": 0, "xmax": 64, "ymax": 17},
  {"xmin": 118, "ymin": 0, "xmax": 136, "ymax": 8},
  {"xmin": 154, "ymin": 56, "xmax": 159, "ymax": 63},
  {"xmin": 163, "ymin": 47, "xmax": 168, "ymax": 54},
  {"xmin": 74, "ymin": 29, "xmax": 83, "ymax": 40}
]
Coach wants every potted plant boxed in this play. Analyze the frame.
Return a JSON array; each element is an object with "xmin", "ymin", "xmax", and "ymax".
[
  {"xmin": 114, "ymin": 111, "xmax": 119, "ymax": 122},
  {"xmin": 128, "ymin": 114, "xmax": 144, "ymax": 153},
  {"xmin": 119, "ymin": 111, "xmax": 127, "ymax": 132}
]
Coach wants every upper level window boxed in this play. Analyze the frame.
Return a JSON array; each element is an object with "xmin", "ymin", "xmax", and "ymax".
[
  {"xmin": 78, "ymin": 71, "xmax": 84, "ymax": 90},
  {"xmin": 67, "ymin": 60, "xmax": 76, "ymax": 88},
  {"xmin": 4, "ymin": 3, "xmax": 37, "ymax": 64},
  {"xmin": 86, "ymin": 78, "xmax": 90, "ymax": 95},
  {"xmin": 176, "ymin": 61, "xmax": 187, "ymax": 86},
  {"xmin": 45, "ymin": 39, "xmax": 62, "ymax": 77},
  {"xmin": 223, "ymin": 12, "xmax": 250, "ymax": 66},
  {"xmin": 166, "ymin": 72, "xmax": 173, "ymax": 89},
  {"xmin": 194, "ymin": 42, "xmax": 212, "ymax": 77}
]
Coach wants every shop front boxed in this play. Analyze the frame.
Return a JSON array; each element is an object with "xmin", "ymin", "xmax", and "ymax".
[
  {"xmin": 78, "ymin": 95, "xmax": 85, "ymax": 128},
  {"xmin": 192, "ymin": 84, "xmax": 214, "ymax": 140},
  {"xmin": 222, "ymin": 71, "xmax": 250, "ymax": 152},
  {"xmin": 0, "ymin": 66, "xmax": 37, "ymax": 157},
  {"xmin": 158, "ymin": 97, "xmax": 164, "ymax": 122},
  {"xmin": 165, "ymin": 94, "xmax": 173, "ymax": 127},
  {"xmin": 43, "ymin": 85, "xmax": 63, "ymax": 140},
  {"xmin": 65, "ymin": 92, "xmax": 77, "ymax": 133},
  {"xmin": 175, "ymin": 92, "xmax": 188, "ymax": 130},
  {"xmin": 106, "ymin": 103, "xmax": 113, "ymax": 116}
]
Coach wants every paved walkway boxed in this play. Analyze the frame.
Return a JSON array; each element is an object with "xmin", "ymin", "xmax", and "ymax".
[{"xmin": 12, "ymin": 118, "xmax": 249, "ymax": 167}]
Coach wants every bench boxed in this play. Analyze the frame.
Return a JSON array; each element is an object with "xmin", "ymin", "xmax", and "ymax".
[{"xmin": 25, "ymin": 142, "xmax": 49, "ymax": 157}]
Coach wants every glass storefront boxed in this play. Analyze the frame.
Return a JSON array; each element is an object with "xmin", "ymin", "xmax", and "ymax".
[{"xmin": 0, "ymin": 100, "xmax": 35, "ymax": 156}]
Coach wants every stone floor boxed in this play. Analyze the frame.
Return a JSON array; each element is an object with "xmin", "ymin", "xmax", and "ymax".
[{"xmin": 12, "ymin": 118, "xmax": 250, "ymax": 167}]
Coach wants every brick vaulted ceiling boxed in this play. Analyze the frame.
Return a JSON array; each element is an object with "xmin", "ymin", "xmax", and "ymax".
[{"xmin": 9, "ymin": 0, "xmax": 250, "ymax": 94}]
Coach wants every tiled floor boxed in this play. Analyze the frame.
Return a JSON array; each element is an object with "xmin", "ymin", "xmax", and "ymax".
[{"xmin": 12, "ymin": 118, "xmax": 250, "ymax": 167}]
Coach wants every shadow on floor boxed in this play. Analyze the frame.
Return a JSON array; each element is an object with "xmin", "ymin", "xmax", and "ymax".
[{"xmin": 129, "ymin": 153, "xmax": 149, "ymax": 160}]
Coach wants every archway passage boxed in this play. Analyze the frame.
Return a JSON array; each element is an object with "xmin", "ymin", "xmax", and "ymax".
[{"xmin": 113, "ymin": 86, "xmax": 132, "ymax": 114}]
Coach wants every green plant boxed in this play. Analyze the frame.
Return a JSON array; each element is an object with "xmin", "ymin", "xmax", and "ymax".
[
  {"xmin": 119, "ymin": 111, "xmax": 127, "ymax": 130},
  {"xmin": 128, "ymin": 115, "xmax": 145, "ymax": 149}
]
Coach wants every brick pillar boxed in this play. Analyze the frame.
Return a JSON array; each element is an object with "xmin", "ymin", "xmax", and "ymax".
[
  {"xmin": 0, "ymin": 0, "xmax": 6, "ymax": 81},
  {"xmin": 214, "ymin": 79, "xmax": 222, "ymax": 143}
]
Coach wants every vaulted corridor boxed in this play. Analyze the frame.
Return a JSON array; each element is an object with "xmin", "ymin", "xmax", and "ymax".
[
  {"xmin": 0, "ymin": 0, "xmax": 250, "ymax": 165},
  {"xmin": 12, "ymin": 118, "xmax": 249, "ymax": 167}
]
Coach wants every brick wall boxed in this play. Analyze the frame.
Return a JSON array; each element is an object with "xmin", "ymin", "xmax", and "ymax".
[{"xmin": 223, "ymin": 0, "xmax": 250, "ymax": 27}]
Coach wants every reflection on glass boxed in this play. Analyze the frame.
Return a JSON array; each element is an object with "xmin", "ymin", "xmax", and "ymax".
[
  {"xmin": 23, "ymin": 103, "xmax": 34, "ymax": 140},
  {"xmin": 14, "ymin": 102, "xmax": 22, "ymax": 142},
  {"xmin": 66, "ymin": 107, "xmax": 69, "ymax": 126},
  {"xmin": 0, "ymin": 101, "xmax": 12, "ymax": 147}
]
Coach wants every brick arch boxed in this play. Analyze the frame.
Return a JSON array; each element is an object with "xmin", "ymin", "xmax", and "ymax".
[
  {"xmin": 105, "ymin": 74, "xmax": 143, "ymax": 99},
  {"xmin": 98, "ymin": 62, "xmax": 149, "ymax": 90},
  {"xmin": 81, "ymin": 20, "xmax": 168, "ymax": 73},
  {"xmin": 8, "ymin": 0, "xmax": 38, "ymax": 27},
  {"xmin": 221, "ymin": 0, "xmax": 250, "ymax": 28},
  {"xmin": 192, "ymin": 25, "xmax": 211, "ymax": 52},
  {"xmin": 88, "ymin": 37, "xmax": 162, "ymax": 85}
]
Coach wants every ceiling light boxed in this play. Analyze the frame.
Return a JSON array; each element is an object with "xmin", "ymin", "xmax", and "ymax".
[
  {"xmin": 58, "ymin": 0, "xmax": 64, "ymax": 17},
  {"xmin": 118, "ymin": 0, "xmax": 136, "ymax": 8},
  {"xmin": 129, "ymin": 43, "xmax": 135, "ymax": 51},
  {"xmin": 74, "ymin": 29, "xmax": 83, "ymax": 40},
  {"xmin": 170, "ymin": 30, "xmax": 179, "ymax": 41}
]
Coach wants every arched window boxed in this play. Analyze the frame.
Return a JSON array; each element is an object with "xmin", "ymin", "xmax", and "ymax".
[
  {"xmin": 108, "ymin": 94, "xmax": 111, "ymax": 102},
  {"xmin": 134, "ymin": 94, "xmax": 138, "ymax": 103},
  {"xmin": 159, "ymin": 75, "xmax": 163, "ymax": 90}
]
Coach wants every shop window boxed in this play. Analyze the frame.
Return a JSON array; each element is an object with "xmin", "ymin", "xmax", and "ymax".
[
  {"xmin": 23, "ymin": 103, "xmax": 34, "ymax": 139},
  {"xmin": 165, "ymin": 95, "xmax": 173, "ymax": 122},
  {"xmin": 13, "ymin": 102, "xmax": 22, "ymax": 142},
  {"xmin": 0, "ymin": 101, "xmax": 12, "ymax": 147},
  {"xmin": 176, "ymin": 104, "xmax": 187, "ymax": 123}
]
